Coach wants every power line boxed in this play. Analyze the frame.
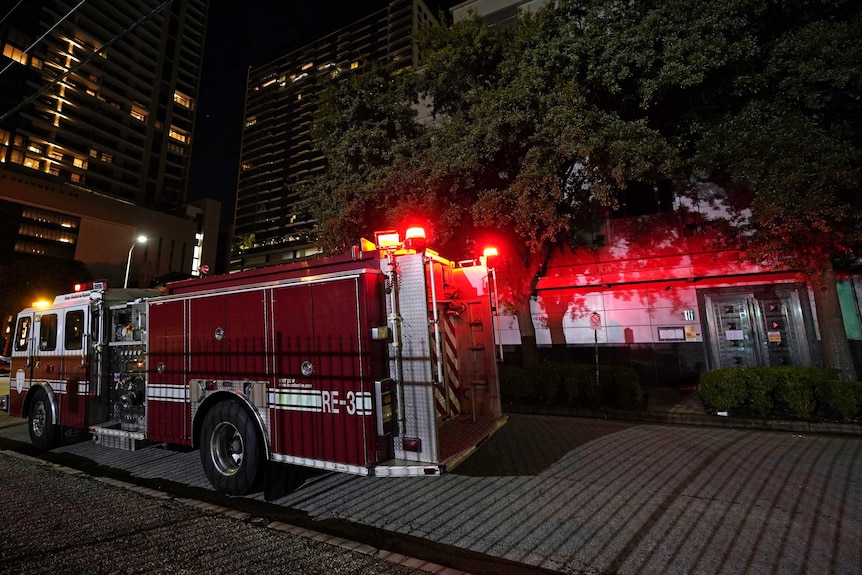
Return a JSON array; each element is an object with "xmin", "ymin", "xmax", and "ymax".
[
  {"xmin": 0, "ymin": 0, "xmax": 175, "ymax": 124},
  {"xmin": 0, "ymin": 0, "xmax": 88, "ymax": 80},
  {"xmin": 0, "ymin": 0, "xmax": 24, "ymax": 26}
]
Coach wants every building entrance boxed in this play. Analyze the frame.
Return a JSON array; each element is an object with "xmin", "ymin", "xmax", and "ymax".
[{"xmin": 700, "ymin": 285, "xmax": 815, "ymax": 370}]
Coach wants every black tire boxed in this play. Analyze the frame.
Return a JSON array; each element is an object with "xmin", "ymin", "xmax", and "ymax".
[
  {"xmin": 28, "ymin": 387, "xmax": 59, "ymax": 450},
  {"xmin": 200, "ymin": 399, "xmax": 263, "ymax": 496}
]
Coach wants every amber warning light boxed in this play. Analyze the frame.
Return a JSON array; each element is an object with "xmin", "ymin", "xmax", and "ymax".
[{"xmin": 373, "ymin": 227, "xmax": 427, "ymax": 253}]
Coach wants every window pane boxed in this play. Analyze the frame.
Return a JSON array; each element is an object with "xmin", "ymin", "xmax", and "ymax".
[
  {"xmin": 39, "ymin": 314, "xmax": 57, "ymax": 351},
  {"xmin": 65, "ymin": 310, "xmax": 85, "ymax": 350},
  {"xmin": 15, "ymin": 317, "xmax": 31, "ymax": 351}
]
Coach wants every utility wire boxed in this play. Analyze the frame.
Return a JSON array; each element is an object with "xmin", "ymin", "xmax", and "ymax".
[
  {"xmin": 0, "ymin": 0, "xmax": 88, "ymax": 79},
  {"xmin": 0, "ymin": 0, "xmax": 24, "ymax": 26},
  {"xmin": 0, "ymin": 0, "xmax": 174, "ymax": 124}
]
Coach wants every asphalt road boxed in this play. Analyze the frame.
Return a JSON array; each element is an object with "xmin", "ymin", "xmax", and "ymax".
[{"xmin": 1, "ymin": 412, "xmax": 860, "ymax": 575}]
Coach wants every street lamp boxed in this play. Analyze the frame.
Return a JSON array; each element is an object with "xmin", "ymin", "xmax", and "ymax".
[{"xmin": 123, "ymin": 235, "xmax": 147, "ymax": 289}]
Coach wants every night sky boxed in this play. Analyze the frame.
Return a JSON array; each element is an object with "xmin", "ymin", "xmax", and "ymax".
[{"xmin": 188, "ymin": 0, "xmax": 454, "ymax": 227}]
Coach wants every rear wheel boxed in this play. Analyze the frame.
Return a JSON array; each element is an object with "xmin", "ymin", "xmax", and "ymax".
[
  {"xmin": 28, "ymin": 387, "xmax": 58, "ymax": 450},
  {"xmin": 200, "ymin": 399, "xmax": 263, "ymax": 496}
]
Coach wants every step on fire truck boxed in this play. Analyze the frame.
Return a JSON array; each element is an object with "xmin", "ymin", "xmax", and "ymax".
[{"xmin": 5, "ymin": 229, "xmax": 505, "ymax": 495}]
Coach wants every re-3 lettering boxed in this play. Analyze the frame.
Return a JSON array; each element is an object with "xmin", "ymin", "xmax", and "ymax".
[
  {"xmin": 321, "ymin": 390, "xmax": 361, "ymax": 415},
  {"xmin": 312, "ymin": 390, "xmax": 369, "ymax": 415}
]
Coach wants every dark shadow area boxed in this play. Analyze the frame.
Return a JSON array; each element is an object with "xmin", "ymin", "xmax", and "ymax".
[{"xmin": 453, "ymin": 413, "xmax": 635, "ymax": 476}]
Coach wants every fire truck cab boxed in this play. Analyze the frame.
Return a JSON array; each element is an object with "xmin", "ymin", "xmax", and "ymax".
[{"xmin": 7, "ymin": 233, "xmax": 505, "ymax": 495}]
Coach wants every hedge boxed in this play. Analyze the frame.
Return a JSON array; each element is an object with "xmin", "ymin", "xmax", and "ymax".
[
  {"xmin": 500, "ymin": 362, "xmax": 642, "ymax": 410},
  {"xmin": 699, "ymin": 366, "xmax": 862, "ymax": 422}
]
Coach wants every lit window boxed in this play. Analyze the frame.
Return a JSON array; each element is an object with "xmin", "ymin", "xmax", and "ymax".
[
  {"xmin": 168, "ymin": 126, "xmax": 189, "ymax": 143},
  {"xmin": 101, "ymin": 153, "xmax": 112, "ymax": 163},
  {"xmin": 73, "ymin": 157, "xmax": 87, "ymax": 169},
  {"xmin": 89, "ymin": 148, "xmax": 98, "ymax": 158},
  {"xmin": 130, "ymin": 106, "xmax": 146, "ymax": 121},
  {"xmin": 27, "ymin": 143, "xmax": 43, "ymax": 154},
  {"xmin": 49, "ymin": 150, "xmax": 62, "ymax": 161},
  {"xmin": 173, "ymin": 91, "xmax": 193, "ymax": 108},
  {"xmin": 70, "ymin": 173, "xmax": 81, "ymax": 183},
  {"xmin": 245, "ymin": 116, "xmax": 257, "ymax": 128},
  {"xmin": 2, "ymin": 43, "xmax": 26, "ymax": 65},
  {"xmin": 350, "ymin": 61, "xmax": 359, "ymax": 70}
]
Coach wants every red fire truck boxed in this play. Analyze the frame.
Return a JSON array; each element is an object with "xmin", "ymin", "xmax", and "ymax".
[{"xmin": 5, "ymin": 230, "xmax": 505, "ymax": 495}]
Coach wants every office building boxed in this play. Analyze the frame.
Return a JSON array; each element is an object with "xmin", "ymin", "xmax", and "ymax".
[{"xmin": 0, "ymin": 1, "xmax": 220, "ymax": 292}]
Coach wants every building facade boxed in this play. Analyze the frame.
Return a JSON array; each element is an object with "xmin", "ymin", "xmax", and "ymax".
[
  {"xmin": 491, "ymin": 185, "xmax": 862, "ymax": 386},
  {"xmin": 450, "ymin": 0, "xmax": 550, "ymax": 25},
  {"xmin": 0, "ymin": 0, "xmax": 207, "ymax": 212},
  {"xmin": 0, "ymin": 1, "xmax": 219, "ymax": 288},
  {"xmin": 232, "ymin": 0, "xmax": 436, "ymax": 271},
  {"xmin": 0, "ymin": 167, "xmax": 212, "ymax": 289}
]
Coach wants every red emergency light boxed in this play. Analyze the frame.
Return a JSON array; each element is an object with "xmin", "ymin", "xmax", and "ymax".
[
  {"xmin": 404, "ymin": 227, "xmax": 427, "ymax": 253},
  {"xmin": 483, "ymin": 247, "xmax": 499, "ymax": 258}
]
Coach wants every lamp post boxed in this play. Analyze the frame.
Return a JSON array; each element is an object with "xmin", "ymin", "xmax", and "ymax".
[{"xmin": 123, "ymin": 235, "xmax": 147, "ymax": 289}]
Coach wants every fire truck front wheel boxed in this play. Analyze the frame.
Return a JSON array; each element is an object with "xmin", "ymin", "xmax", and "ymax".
[
  {"xmin": 28, "ymin": 387, "xmax": 59, "ymax": 450},
  {"xmin": 200, "ymin": 400, "xmax": 263, "ymax": 496}
]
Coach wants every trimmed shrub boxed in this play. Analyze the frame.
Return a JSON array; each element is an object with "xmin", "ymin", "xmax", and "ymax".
[
  {"xmin": 559, "ymin": 364, "xmax": 602, "ymax": 408},
  {"xmin": 815, "ymin": 379, "xmax": 862, "ymax": 421},
  {"xmin": 600, "ymin": 364, "xmax": 643, "ymax": 410},
  {"xmin": 499, "ymin": 365, "xmax": 539, "ymax": 403},
  {"xmin": 699, "ymin": 369, "xmax": 748, "ymax": 413},
  {"xmin": 699, "ymin": 366, "xmax": 856, "ymax": 421},
  {"xmin": 768, "ymin": 367, "xmax": 815, "ymax": 419},
  {"xmin": 746, "ymin": 369, "xmax": 774, "ymax": 417}
]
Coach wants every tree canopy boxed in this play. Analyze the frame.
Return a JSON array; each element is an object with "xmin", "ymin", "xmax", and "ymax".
[{"xmin": 304, "ymin": 0, "xmax": 862, "ymax": 374}]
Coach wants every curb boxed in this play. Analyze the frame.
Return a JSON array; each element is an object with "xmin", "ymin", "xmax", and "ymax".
[{"xmin": 503, "ymin": 404, "xmax": 862, "ymax": 437}]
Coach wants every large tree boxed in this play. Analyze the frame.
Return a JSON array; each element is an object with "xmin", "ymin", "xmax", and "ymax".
[{"xmin": 305, "ymin": 0, "xmax": 861, "ymax": 375}]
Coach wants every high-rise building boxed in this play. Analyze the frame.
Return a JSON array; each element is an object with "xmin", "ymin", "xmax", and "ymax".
[
  {"xmin": 0, "ymin": 0, "xmax": 207, "ymax": 212},
  {"xmin": 0, "ymin": 1, "xmax": 218, "ymax": 291},
  {"xmin": 450, "ymin": 0, "xmax": 550, "ymax": 25},
  {"xmin": 232, "ymin": 0, "xmax": 436, "ymax": 270}
]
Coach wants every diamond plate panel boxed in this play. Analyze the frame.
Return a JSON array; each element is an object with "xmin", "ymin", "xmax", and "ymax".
[{"xmin": 386, "ymin": 253, "xmax": 438, "ymax": 463}]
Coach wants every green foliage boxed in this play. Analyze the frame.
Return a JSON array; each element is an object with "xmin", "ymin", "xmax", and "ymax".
[
  {"xmin": 815, "ymin": 379, "xmax": 862, "ymax": 421},
  {"xmin": 699, "ymin": 369, "xmax": 749, "ymax": 412},
  {"xmin": 499, "ymin": 362, "xmax": 641, "ymax": 410},
  {"xmin": 699, "ymin": 366, "xmax": 859, "ymax": 421},
  {"xmin": 304, "ymin": 0, "xmax": 862, "ymax": 368}
]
